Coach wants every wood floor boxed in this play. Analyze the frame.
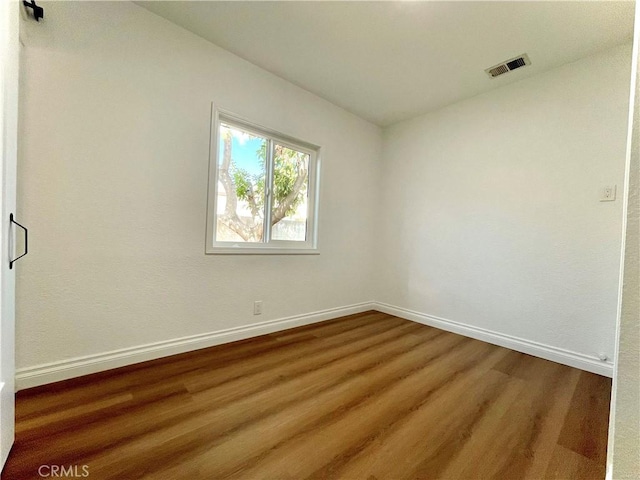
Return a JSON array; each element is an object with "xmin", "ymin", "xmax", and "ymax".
[{"xmin": 3, "ymin": 312, "xmax": 611, "ymax": 480}]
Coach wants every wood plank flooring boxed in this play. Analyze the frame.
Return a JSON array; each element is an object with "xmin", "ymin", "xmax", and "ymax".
[{"xmin": 2, "ymin": 312, "xmax": 611, "ymax": 479}]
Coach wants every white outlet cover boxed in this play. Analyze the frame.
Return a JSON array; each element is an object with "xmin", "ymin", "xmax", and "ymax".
[
  {"xmin": 253, "ymin": 301, "xmax": 263, "ymax": 315},
  {"xmin": 600, "ymin": 185, "xmax": 616, "ymax": 202}
]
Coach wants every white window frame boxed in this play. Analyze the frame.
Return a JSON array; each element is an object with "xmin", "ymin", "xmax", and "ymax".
[{"xmin": 206, "ymin": 105, "xmax": 320, "ymax": 254}]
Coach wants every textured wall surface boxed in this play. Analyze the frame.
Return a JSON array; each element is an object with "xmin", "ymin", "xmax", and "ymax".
[
  {"xmin": 16, "ymin": 1, "xmax": 381, "ymax": 370},
  {"xmin": 16, "ymin": 1, "xmax": 633, "ymax": 388},
  {"xmin": 612, "ymin": 117, "xmax": 640, "ymax": 479},
  {"xmin": 611, "ymin": 10, "xmax": 640, "ymax": 476},
  {"xmin": 377, "ymin": 45, "xmax": 632, "ymax": 362}
]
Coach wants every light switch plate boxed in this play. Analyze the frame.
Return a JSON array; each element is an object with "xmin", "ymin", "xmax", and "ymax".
[
  {"xmin": 600, "ymin": 185, "xmax": 616, "ymax": 202},
  {"xmin": 254, "ymin": 300, "xmax": 263, "ymax": 315}
]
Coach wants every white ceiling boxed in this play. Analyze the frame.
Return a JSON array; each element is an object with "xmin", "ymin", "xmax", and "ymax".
[{"xmin": 136, "ymin": 1, "xmax": 635, "ymax": 127}]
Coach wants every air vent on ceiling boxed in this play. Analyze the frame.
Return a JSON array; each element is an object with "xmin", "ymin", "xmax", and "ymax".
[{"xmin": 485, "ymin": 53, "xmax": 531, "ymax": 78}]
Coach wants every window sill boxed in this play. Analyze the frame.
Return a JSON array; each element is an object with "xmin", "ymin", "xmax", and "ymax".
[{"xmin": 206, "ymin": 247, "xmax": 319, "ymax": 255}]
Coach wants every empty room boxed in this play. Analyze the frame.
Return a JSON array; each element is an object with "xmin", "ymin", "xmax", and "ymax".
[{"xmin": 0, "ymin": 1, "xmax": 638, "ymax": 479}]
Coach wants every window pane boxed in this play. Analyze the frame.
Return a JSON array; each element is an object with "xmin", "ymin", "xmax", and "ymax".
[
  {"xmin": 271, "ymin": 145, "xmax": 309, "ymax": 242},
  {"xmin": 216, "ymin": 123, "xmax": 267, "ymax": 243}
]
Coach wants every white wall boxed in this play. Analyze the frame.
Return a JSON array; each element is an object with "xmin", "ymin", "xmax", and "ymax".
[
  {"xmin": 611, "ymin": 120, "xmax": 639, "ymax": 479},
  {"xmin": 378, "ymin": 44, "xmax": 632, "ymax": 369},
  {"xmin": 611, "ymin": 80, "xmax": 639, "ymax": 480},
  {"xmin": 609, "ymin": 5, "xmax": 640, "ymax": 476},
  {"xmin": 16, "ymin": 1, "xmax": 381, "ymax": 380},
  {"xmin": 16, "ymin": 1, "xmax": 633, "ymax": 387}
]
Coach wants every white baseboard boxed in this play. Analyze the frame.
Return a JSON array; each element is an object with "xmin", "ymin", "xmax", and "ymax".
[
  {"xmin": 15, "ymin": 302, "xmax": 376, "ymax": 391},
  {"xmin": 16, "ymin": 300, "xmax": 613, "ymax": 390},
  {"xmin": 373, "ymin": 302, "xmax": 613, "ymax": 377}
]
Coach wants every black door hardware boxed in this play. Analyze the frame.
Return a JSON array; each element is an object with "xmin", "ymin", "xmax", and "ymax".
[{"xmin": 9, "ymin": 213, "xmax": 28, "ymax": 269}]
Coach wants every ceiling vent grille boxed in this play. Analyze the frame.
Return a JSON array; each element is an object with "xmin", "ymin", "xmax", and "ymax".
[{"xmin": 485, "ymin": 53, "xmax": 531, "ymax": 78}]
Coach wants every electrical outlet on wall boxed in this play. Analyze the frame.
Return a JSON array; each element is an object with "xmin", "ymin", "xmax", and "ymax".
[
  {"xmin": 254, "ymin": 301, "xmax": 263, "ymax": 315},
  {"xmin": 600, "ymin": 185, "xmax": 616, "ymax": 202}
]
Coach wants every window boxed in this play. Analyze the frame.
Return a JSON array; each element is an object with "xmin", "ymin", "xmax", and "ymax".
[{"xmin": 206, "ymin": 106, "xmax": 320, "ymax": 254}]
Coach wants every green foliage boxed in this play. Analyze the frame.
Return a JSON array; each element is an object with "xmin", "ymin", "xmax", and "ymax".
[
  {"xmin": 231, "ymin": 143, "xmax": 308, "ymax": 221},
  {"xmin": 232, "ymin": 168, "xmax": 252, "ymax": 201},
  {"xmin": 273, "ymin": 145, "xmax": 307, "ymax": 217}
]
